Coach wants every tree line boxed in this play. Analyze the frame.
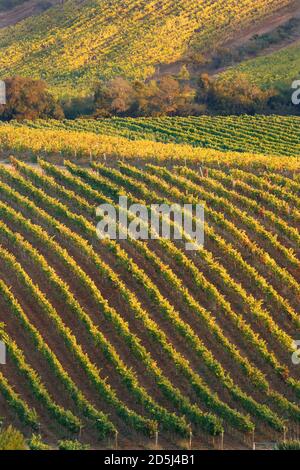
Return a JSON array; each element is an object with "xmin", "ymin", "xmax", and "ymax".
[{"xmin": 0, "ymin": 72, "xmax": 298, "ymax": 122}]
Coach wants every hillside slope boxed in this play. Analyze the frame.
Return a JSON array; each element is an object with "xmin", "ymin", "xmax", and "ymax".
[
  {"xmin": 219, "ymin": 38, "xmax": 300, "ymax": 89},
  {"xmin": 14, "ymin": 115, "xmax": 300, "ymax": 158},
  {"xmin": 0, "ymin": 155, "xmax": 299, "ymax": 449},
  {"xmin": 0, "ymin": 0, "xmax": 295, "ymax": 98},
  {"xmin": 0, "ymin": 0, "xmax": 28, "ymax": 11}
]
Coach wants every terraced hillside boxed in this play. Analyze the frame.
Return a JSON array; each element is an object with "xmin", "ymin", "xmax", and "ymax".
[
  {"xmin": 219, "ymin": 39, "xmax": 300, "ymax": 89},
  {"xmin": 0, "ymin": 154, "xmax": 299, "ymax": 449},
  {"xmin": 1, "ymin": 118, "xmax": 300, "ymax": 172},
  {"xmin": 0, "ymin": 0, "xmax": 294, "ymax": 98},
  {"xmin": 14, "ymin": 115, "xmax": 300, "ymax": 158}
]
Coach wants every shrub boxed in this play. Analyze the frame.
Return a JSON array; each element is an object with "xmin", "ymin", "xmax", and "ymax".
[
  {"xmin": 58, "ymin": 440, "xmax": 90, "ymax": 451},
  {"xmin": 276, "ymin": 440, "xmax": 300, "ymax": 450},
  {"xmin": 28, "ymin": 434, "xmax": 51, "ymax": 450},
  {"xmin": 0, "ymin": 425, "xmax": 27, "ymax": 450},
  {"xmin": 196, "ymin": 72, "xmax": 276, "ymax": 115}
]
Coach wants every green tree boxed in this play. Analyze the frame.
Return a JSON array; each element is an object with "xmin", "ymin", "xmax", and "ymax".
[{"xmin": 196, "ymin": 72, "xmax": 277, "ymax": 114}]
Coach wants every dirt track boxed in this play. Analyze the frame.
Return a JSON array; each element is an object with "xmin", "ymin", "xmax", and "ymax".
[
  {"xmin": 225, "ymin": 0, "xmax": 300, "ymax": 49},
  {"xmin": 152, "ymin": 0, "xmax": 300, "ymax": 80},
  {"xmin": 0, "ymin": 0, "xmax": 61, "ymax": 29}
]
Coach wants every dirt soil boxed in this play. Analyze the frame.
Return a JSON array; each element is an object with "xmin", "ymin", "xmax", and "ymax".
[{"xmin": 0, "ymin": 0, "xmax": 60, "ymax": 29}]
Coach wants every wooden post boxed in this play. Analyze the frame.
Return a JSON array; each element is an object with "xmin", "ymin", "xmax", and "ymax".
[
  {"xmin": 115, "ymin": 430, "xmax": 118, "ymax": 450},
  {"xmin": 189, "ymin": 431, "xmax": 192, "ymax": 450},
  {"xmin": 220, "ymin": 431, "xmax": 224, "ymax": 451},
  {"xmin": 155, "ymin": 431, "xmax": 159, "ymax": 449},
  {"xmin": 283, "ymin": 426, "xmax": 287, "ymax": 443}
]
